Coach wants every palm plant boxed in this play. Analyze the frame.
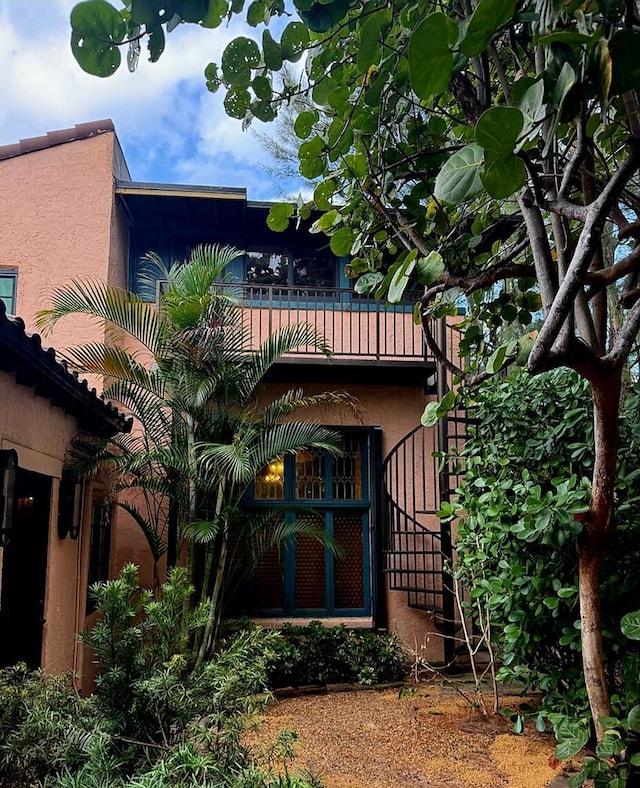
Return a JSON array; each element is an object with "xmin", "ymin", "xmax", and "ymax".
[{"xmin": 37, "ymin": 244, "xmax": 352, "ymax": 661}]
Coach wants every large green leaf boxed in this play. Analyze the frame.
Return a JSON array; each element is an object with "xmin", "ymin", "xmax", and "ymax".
[
  {"xmin": 298, "ymin": 136, "xmax": 325, "ymax": 179},
  {"xmin": 434, "ymin": 143, "xmax": 484, "ymax": 204},
  {"xmin": 70, "ymin": 0, "xmax": 126, "ymax": 77},
  {"xmin": 621, "ymin": 610, "xmax": 640, "ymax": 640},
  {"xmin": 130, "ymin": 0, "xmax": 180, "ymax": 26},
  {"xmin": 221, "ymin": 37, "xmax": 261, "ymax": 86},
  {"xmin": 294, "ymin": 110, "xmax": 320, "ymax": 140},
  {"xmin": 329, "ymin": 226, "xmax": 355, "ymax": 256},
  {"xmin": 460, "ymin": 0, "xmax": 515, "ymax": 57},
  {"xmin": 147, "ymin": 24, "xmax": 165, "ymax": 62},
  {"xmin": 262, "ymin": 29, "xmax": 282, "ymax": 70},
  {"xmin": 387, "ymin": 251, "xmax": 417, "ymax": 304},
  {"xmin": 357, "ymin": 8, "xmax": 391, "ymax": 74},
  {"xmin": 627, "ymin": 705, "xmax": 640, "ymax": 733},
  {"xmin": 294, "ymin": 0, "xmax": 350, "ymax": 32},
  {"xmin": 476, "ymin": 107, "xmax": 526, "ymax": 198},
  {"xmin": 224, "ymin": 86, "xmax": 251, "ymax": 118},
  {"xmin": 281, "ymin": 22, "xmax": 310, "ymax": 62},
  {"xmin": 408, "ymin": 14, "xmax": 457, "ymax": 99},
  {"xmin": 481, "ymin": 154, "xmax": 526, "ymax": 199},
  {"xmin": 416, "ymin": 251, "xmax": 445, "ymax": 286},
  {"xmin": 266, "ymin": 202, "xmax": 294, "ymax": 232},
  {"xmin": 609, "ymin": 30, "xmax": 640, "ymax": 95},
  {"xmin": 476, "ymin": 107, "xmax": 524, "ymax": 155},
  {"xmin": 517, "ymin": 79, "xmax": 545, "ymax": 138},
  {"xmin": 555, "ymin": 728, "xmax": 589, "ymax": 760},
  {"xmin": 201, "ymin": 0, "xmax": 228, "ymax": 27}
]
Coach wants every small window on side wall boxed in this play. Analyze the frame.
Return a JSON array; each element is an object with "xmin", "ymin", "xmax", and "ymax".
[
  {"xmin": 0, "ymin": 271, "xmax": 17, "ymax": 314},
  {"xmin": 86, "ymin": 501, "xmax": 112, "ymax": 613}
]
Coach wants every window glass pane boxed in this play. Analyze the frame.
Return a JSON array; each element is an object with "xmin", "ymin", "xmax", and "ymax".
[
  {"xmin": 87, "ymin": 502, "xmax": 112, "ymax": 613},
  {"xmin": 333, "ymin": 435, "xmax": 363, "ymax": 500},
  {"xmin": 254, "ymin": 457, "xmax": 285, "ymax": 500},
  {"xmin": 334, "ymin": 512, "xmax": 364, "ymax": 609},
  {"xmin": 295, "ymin": 449, "xmax": 325, "ymax": 499},
  {"xmin": 292, "ymin": 255, "xmax": 334, "ymax": 289},
  {"xmin": 245, "ymin": 251, "xmax": 288, "ymax": 285},
  {"xmin": 295, "ymin": 514, "xmax": 325, "ymax": 609},
  {"xmin": 0, "ymin": 275, "xmax": 16, "ymax": 314}
]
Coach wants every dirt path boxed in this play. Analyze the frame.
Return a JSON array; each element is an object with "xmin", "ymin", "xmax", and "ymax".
[{"xmin": 246, "ymin": 686, "xmax": 566, "ymax": 787}]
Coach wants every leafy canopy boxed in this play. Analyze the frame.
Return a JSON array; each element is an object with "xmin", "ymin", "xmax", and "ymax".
[{"xmin": 70, "ymin": 0, "xmax": 640, "ymax": 386}]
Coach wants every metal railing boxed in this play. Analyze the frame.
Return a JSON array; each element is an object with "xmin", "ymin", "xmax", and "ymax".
[{"xmin": 233, "ymin": 283, "xmax": 428, "ymax": 361}]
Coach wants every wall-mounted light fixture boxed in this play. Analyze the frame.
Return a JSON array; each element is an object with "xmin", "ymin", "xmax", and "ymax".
[
  {"xmin": 0, "ymin": 449, "xmax": 18, "ymax": 547},
  {"xmin": 57, "ymin": 471, "xmax": 85, "ymax": 540}
]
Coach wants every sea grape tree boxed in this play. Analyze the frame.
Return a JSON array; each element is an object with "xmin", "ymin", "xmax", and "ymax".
[{"xmin": 70, "ymin": 0, "xmax": 640, "ymax": 736}]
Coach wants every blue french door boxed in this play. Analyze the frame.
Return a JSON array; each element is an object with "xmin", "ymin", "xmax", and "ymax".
[{"xmin": 249, "ymin": 431, "xmax": 372, "ymax": 617}]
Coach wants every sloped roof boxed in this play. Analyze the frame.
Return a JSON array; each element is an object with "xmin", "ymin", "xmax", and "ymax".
[
  {"xmin": 0, "ymin": 120, "xmax": 116, "ymax": 162},
  {"xmin": 0, "ymin": 301, "xmax": 131, "ymax": 438}
]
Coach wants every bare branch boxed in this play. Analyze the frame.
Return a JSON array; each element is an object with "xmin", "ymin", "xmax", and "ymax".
[
  {"xmin": 530, "ymin": 143, "xmax": 640, "ymax": 371},
  {"xmin": 607, "ymin": 297, "xmax": 640, "ymax": 369},
  {"xmin": 517, "ymin": 190, "xmax": 557, "ymax": 312}
]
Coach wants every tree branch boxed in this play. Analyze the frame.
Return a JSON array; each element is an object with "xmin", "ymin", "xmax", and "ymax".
[
  {"xmin": 530, "ymin": 143, "xmax": 640, "ymax": 371},
  {"xmin": 607, "ymin": 297, "xmax": 640, "ymax": 368}
]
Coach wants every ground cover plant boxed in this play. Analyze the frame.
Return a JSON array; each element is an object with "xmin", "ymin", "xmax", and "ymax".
[{"xmin": 266, "ymin": 620, "xmax": 405, "ymax": 687}]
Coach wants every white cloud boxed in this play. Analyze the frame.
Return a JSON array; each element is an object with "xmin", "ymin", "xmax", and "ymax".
[{"xmin": 0, "ymin": 0, "xmax": 296, "ymax": 198}]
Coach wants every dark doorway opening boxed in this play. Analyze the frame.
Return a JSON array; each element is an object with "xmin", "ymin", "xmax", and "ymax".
[{"xmin": 0, "ymin": 468, "xmax": 51, "ymax": 667}]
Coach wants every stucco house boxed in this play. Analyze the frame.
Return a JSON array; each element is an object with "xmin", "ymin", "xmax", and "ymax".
[
  {"xmin": 0, "ymin": 301, "xmax": 129, "ymax": 676},
  {"xmin": 0, "ymin": 121, "xmax": 461, "ymax": 678}
]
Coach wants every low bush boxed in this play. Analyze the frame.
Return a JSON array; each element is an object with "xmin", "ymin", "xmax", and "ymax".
[
  {"xmin": 0, "ymin": 567, "xmax": 322, "ymax": 788},
  {"xmin": 266, "ymin": 620, "xmax": 406, "ymax": 687}
]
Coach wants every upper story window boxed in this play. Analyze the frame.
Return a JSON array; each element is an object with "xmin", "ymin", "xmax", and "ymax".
[
  {"xmin": 245, "ymin": 250, "xmax": 335, "ymax": 290},
  {"xmin": 0, "ymin": 271, "xmax": 17, "ymax": 314}
]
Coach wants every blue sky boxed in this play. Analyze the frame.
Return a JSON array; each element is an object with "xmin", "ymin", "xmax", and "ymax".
[{"xmin": 0, "ymin": 0, "xmax": 296, "ymax": 199}]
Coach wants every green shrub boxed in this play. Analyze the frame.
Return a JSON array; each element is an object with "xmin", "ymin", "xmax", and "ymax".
[
  {"xmin": 0, "ymin": 664, "xmax": 104, "ymax": 787},
  {"xmin": 451, "ymin": 369, "xmax": 640, "ymax": 716},
  {"xmin": 266, "ymin": 621, "xmax": 405, "ymax": 687},
  {"xmin": 0, "ymin": 568, "xmax": 321, "ymax": 787}
]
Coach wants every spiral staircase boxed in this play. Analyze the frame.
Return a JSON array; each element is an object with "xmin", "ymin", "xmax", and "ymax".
[{"xmin": 381, "ymin": 344, "xmax": 468, "ymax": 662}]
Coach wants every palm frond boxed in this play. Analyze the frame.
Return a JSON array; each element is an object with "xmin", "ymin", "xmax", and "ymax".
[
  {"xmin": 183, "ymin": 518, "xmax": 221, "ymax": 544},
  {"xmin": 243, "ymin": 509, "xmax": 344, "ymax": 573},
  {"xmin": 239, "ymin": 323, "xmax": 333, "ymax": 400},
  {"xmin": 249, "ymin": 422, "xmax": 343, "ymax": 472},
  {"xmin": 36, "ymin": 278, "xmax": 161, "ymax": 355},
  {"xmin": 259, "ymin": 388, "xmax": 361, "ymax": 427},
  {"xmin": 117, "ymin": 500, "xmax": 167, "ymax": 562}
]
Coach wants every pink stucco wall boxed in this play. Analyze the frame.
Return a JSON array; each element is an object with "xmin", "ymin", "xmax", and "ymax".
[
  {"xmin": 0, "ymin": 370, "xmax": 91, "ymax": 678},
  {"xmin": 0, "ymin": 132, "xmax": 130, "ymax": 681},
  {"xmin": 0, "ymin": 133, "xmax": 128, "ymax": 346}
]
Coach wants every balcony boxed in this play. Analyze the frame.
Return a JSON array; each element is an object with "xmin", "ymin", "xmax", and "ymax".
[{"xmin": 234, "ymin": 283, "xmax": 436, "ymax": 388}]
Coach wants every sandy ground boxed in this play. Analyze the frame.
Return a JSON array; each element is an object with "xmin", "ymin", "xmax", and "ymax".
[{"xmin": 245, "ymin": 686, "xmax": 566, "ymax": 787}]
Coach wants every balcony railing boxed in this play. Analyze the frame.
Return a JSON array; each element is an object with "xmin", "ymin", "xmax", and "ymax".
[{"xmin": 232, "ymin": 283, "xmax": 428, "ymax": 362}]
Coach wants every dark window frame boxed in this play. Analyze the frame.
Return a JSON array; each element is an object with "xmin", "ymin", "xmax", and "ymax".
[{"xmin": 0, "ymin": 270, "xmax": 18, "ymax": 314}]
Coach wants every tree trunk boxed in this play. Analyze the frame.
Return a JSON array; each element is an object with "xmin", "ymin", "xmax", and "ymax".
[{"xmin": 579, "ymin": 373, "xmax": 621, "ymax": 740}]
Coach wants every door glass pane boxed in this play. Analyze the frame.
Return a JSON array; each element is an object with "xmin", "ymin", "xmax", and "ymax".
[
  {"xmin": 295, "ymin": 450, "xmax": 325, "ymax": 499},
  {"xmin": 334, "ymin": 512, "xmax": 365, "ymax": 609},
  {"xmin": 252, "ymin": 546, "xmax": 284, "ymax": 609},
  {"xmin": 334, "ymin": 435, "xmax": 363, "ymax": 500},
  {"xmin": 295, "ymin": 514, "xmax": 325, "ymax": 609},
  {"xmin": 254, "ymin": 457, "xmax": 285, "ymax": 500}
]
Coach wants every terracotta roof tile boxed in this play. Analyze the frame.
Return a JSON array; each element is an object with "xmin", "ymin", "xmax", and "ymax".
[
  {"xmin": 0, "ymin": 299, "xmax": 131, "ymax": 437},
  {"xmin": 0, "ymin": 120, "xmax": 115, "ymax": 162}
]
